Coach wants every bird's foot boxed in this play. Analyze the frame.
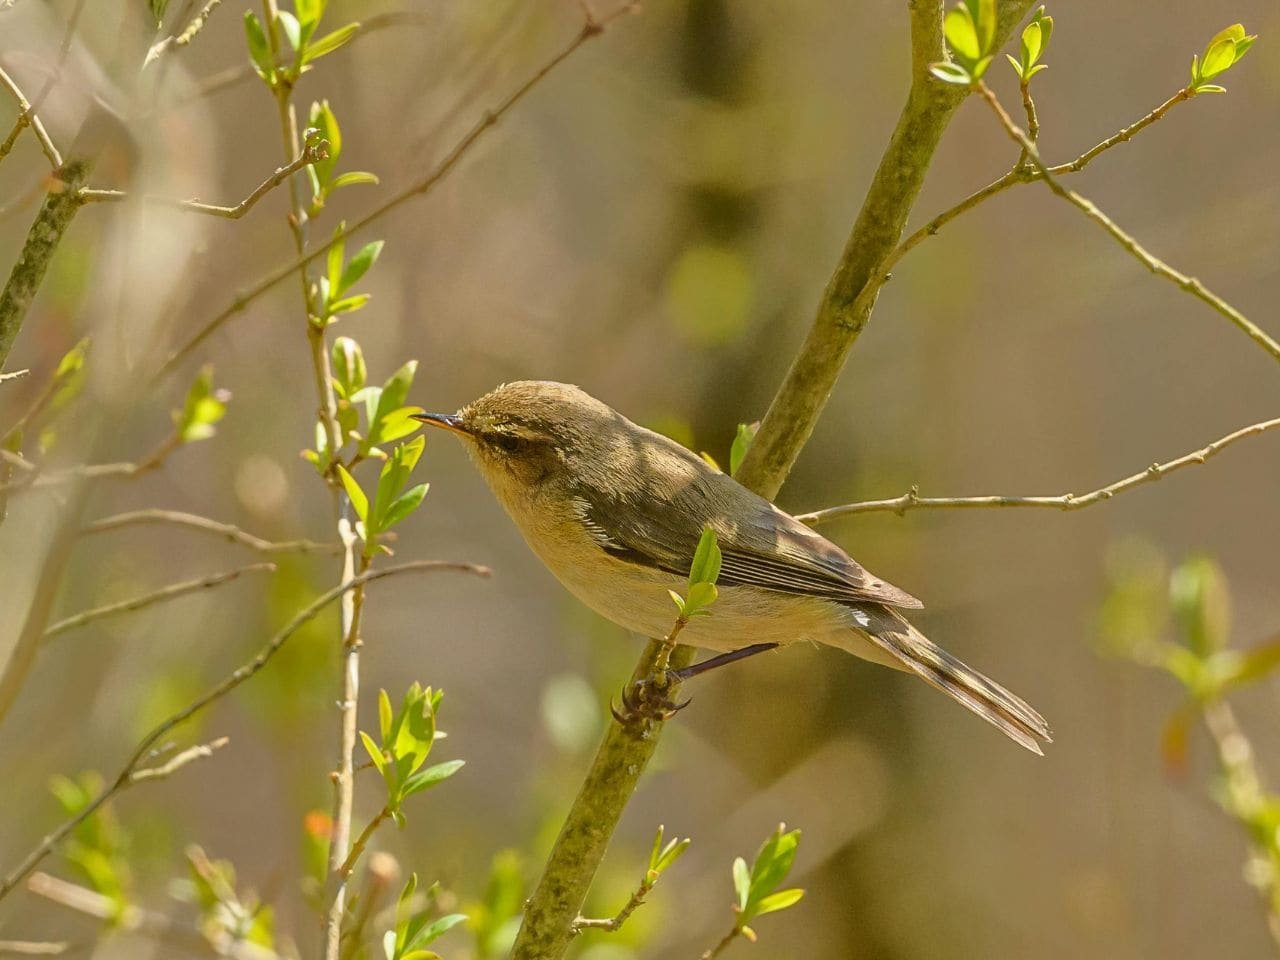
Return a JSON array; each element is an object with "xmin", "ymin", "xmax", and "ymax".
[{"xmin": 610, "ymin": 674, "xmax": 691, "ymax": 725}]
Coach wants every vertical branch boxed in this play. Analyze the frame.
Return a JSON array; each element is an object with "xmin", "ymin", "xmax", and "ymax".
[
  {"xmin": 733, "ymin": 0, "xmax": 1038, "ymax": 500},
  {"xmin": 0, "ymin": 160, "xmax": 92, "ymax": 369}
]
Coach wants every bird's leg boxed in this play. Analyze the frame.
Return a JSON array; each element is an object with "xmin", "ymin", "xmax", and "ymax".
[
  {"xmin": 612, "ymin": 642, "xmax": 782, "ymax": 726},
  {"xmin": 666, "ymin": 642, "xmax": 780, "ymax": 683}
]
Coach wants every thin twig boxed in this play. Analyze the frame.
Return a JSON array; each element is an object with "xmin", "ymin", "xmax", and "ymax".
[
  {"xmin": 700, "ymin": 928, "xmax": 740, "ymax": 960},
  {"xmin": 0, "ymin": 559, "xmax": 489, "ymax": 902},
  {"xmin": 161, "ymin": 11, "xmax": 431, "ymax": 111},
  {"xmin": 0, "ymin": 67, "xmax": 63, "ymax": 169},
  {"xmin": 799, "ymin": 417, "xmax": 1280, "ymax": 524},
  {"xmin": 144, "ymin": 0, "xmax": 226, "ymax": 67},
  {"xmin": 338, "ymin": 806, "xmax": 391, "ymax": 880},
  {"xmin": 849, "ymin": 87, "xmax": 1198, "ymax": 342},
  {"xmin": 0, "ymin": 0, "xmax": 88, "ymax": 164},
  {"xmin": 975, "ymin": 80, "xmax": 1280, "ymax": 365},
  {"xmin": 77, "ymin": 141, "xmax": 326, "ymax": 219},
  {"xmin": 157, "ymin": 1, "xmax": 639, "ymax": 379},
  {"xmin": 42, "ymin": 563, "xmax": 277, "ymax": 641},
  {"xmin": 129, "ymin": 736, "xmax": 230, "ymax": 781},
  {"xmin": 571, "ymin": 881, "xmax": 652, "ymax": 934},
  {"xmin": 0, "ymin": 368, "xmax": 29, "ymax": 382},
  {"xmin": 81, "ymin": 509, "xmax": 338, "ymax": 554}
]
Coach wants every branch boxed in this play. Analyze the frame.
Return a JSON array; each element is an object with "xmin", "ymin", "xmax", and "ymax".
[
  {"xmin": 144, "ymin": 0, "xmax": 226, "ymax": 67},
  {"xmin": 700, "ymin": 928, "xmax": 740, "ymax": 960},
  {"xmin": 337, "ymin": 806, "xmax": 392, "ymax": 880},
  {"xmin": 42, "ymin": 562, "xmax": 277, "ymax": 641},
  {"xmin": 0, "ymin": 0, "xmax": 87, "ymax": 163},
  {"xmin": 81, "ymin": 509, "xmax": 338, "ymax": 554},
  {"xmin": 798, "ymin": 417, "xmax": 1280, "ymax": 524},
  {"xmin": 0, "ymin": 559, "xmax": 488, "ymax": 902},
  {"xmin": 732, "ymin": 1, "xmax": 1039, "ymax": 501},
  {"xmin": 0, "ymin": 368, "xmax": 29, "ymax": 383},
  {"xmin": 0, "ymin": 941, "xmax": 70, "ymax": 956},
  {"xmin": 974, "ymin": 81, "xmax": 1280, "ymax": 365},
  {"xmin": 571, "ymin": 882, "xmax": 650, "ymax": 934},
  {"xmin": 155, "ymin": 0, "xmax": 639, "ymax": 379},
  {"xmin": 0, "ymin": 159, "xmax": 93, "ymax": 370},
  {"xmin": 0, "ymin": 67, "xmax": 61, "ymax": 169},
  {"xmin": 76, "ymin": 140, "xmax": 326, "ymax": 219},
  {"xmin": 26, "ymin": 870, "xmax": 280, "ymax": 960},
  {"xmin": 0, "ymin": 431, "xmax": 182, "ymax": 497}
]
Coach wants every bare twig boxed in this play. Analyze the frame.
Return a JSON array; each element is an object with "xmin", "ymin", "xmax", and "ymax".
[
  {"xmin": 81, "ymin": 509, "xmax": 337, "ymax": 554},
  {"xmin": 0, "ymin": 368, "xmax": 29, "ymax": 382},
  {"xmin": 0, "ymin": 431, "xmax": 182, "ymax": 497},
  {"xmin": 0, "ymin": 559, "xmax": 488, "ymax": 902},
  {"xmin": 129, "ymin": 736, "xmax": 230, "ymax": 782},
  {"xmin": 571, "ymin": 881, "xmax": 651, "ymax": 934},
  {"xmin": 338, "ymin": 806, "xmax": 392, "ymax": 880},
  {"xmin": 0, "ymin": 67, "xmax": 62, "ymax": 169},
  {"xmin": 700, "ymin": 928, "xmax": 740, "ymax": 960},
  {"xmin": 157, "ymin": 1, "xmax": 639, "ymax": 379},
  {"xmin": 144, "ymin": 0, "xmax": 226, "ymax": 67},
  {"xmin": 42, "ymin": 563, "xmax": 277, "ymax": 641},
  {"xmin": 799, "ymin": 417, "xmax": 1280, "ymax": 524},
  {"xmin": 0, "ymin": 0, "xmax": 87, "ymax": 163},
  {"xmin": 849, "ymin": 87, "xmax": 1198, "ymax": 348},
  {"xmin": 76, "ymin": 140, "xmax": 326, "ymax": 219},
  {"xmin": 975, "ymin": 81, "xmax": 1280, "ymax": 365}
]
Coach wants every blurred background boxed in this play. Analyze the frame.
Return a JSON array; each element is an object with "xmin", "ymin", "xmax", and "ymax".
[{"xmin": 2, "ymin": 1, "xmax": 1280, "ymax": 957}]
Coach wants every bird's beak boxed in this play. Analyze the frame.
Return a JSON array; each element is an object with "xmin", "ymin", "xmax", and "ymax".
[{"xmin": 411, "ymin": 412, "xmax": 472, "ymax": 438}]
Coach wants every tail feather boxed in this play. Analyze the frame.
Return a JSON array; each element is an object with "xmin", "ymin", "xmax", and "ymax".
[{"xmin": 858, "ymin": 609, "xmax": 1051, "ymax": 755}]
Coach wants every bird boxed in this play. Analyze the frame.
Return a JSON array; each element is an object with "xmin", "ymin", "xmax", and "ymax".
[{"xmin": 413, "ymin": 381, "xmax": 1051, "ymax": 754}]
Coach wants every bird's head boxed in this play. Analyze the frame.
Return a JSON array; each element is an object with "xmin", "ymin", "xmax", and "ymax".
[{"xmin": 413, "ymin": 381, "xmax": 615, "ymax": 500}]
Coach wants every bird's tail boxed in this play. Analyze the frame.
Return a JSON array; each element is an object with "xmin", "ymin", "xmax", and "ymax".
[{"xmin": 849, "ymin": 606, "xmax": 1052, "ymax": 755}]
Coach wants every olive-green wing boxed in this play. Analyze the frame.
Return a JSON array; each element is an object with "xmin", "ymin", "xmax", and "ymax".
[{"xmin": 571, "ymin": 472, "xmax": 922, "ymax": 610}]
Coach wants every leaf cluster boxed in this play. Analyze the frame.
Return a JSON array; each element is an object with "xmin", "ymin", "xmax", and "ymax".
[
  {"xmin": 1190, "ymin": 24, "xmax": 1256, "ymax": 94},
  {"xmin": 360, "ymin": 685, "xmax": 465, "ymax": 825},
  {"xmin": 383, "ymin": 874, "xmax": 466, "ymax": 960},
  {"xmin": 1006, "ymin": 6, "xmax": 1052, "ymax": 82},
  {"xmin": 728, "ymin": 824, "xmax": 805, "ymax": 944},
  {"xmin": 172, "ymin": 365, "xmax": 230, "ymax": 444},
  {"xmin": 669, "ymin": 526, "xmax": 722, "ymax": 619}
]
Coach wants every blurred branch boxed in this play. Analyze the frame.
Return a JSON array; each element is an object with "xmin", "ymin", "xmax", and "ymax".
[
  {"xmin": 1200, "ymin": 700, "xmax": 1280, "ymax": 947},
  {"xmin": 0, "ymin": 369, "xmax": 29, "ymax": 383},
  {"xmin": 0, "ymin": 0, "xmax": 88, "ymax": 163},
  {"xmin": 799, "ymin": 417, "xmax": 1280, "ymax": 524},
  {"xmin": 27, "ymin": 869, "xmax": 280, "ymax": 960},
  {"xmin": 81, "ymin": 509, "xmax": 338, "ymax": 554},
  {"xmin": 0, "ymin": 159, "xmax": 93, "ymax": 370},
  {"xmin": 144, "ymin": 0, "xmax": 226, "ymax": 68},
  {"xmin": 0, "ymin": 431, "xmax": 183, "ymax": 497},
  {"xmin": 0, "ymin": 559, "xmax": 488, "ymax": 903},
  {"xmin": 0, "ymin": 941, "xmax": 70, "ymax": 956},
  {"xmin": 700, "ymin": 929, "xmax": 740, "ymax": 960},
  {"xmin": 0, "ymin": 68, "xmax": 62, "ymax": 169},
  {"xmin": 42, "ymin": 562, "xmax": 277, "ymax": 642},
  {"xmin": 974, "ymin": 81, "xmax": 1280, "ymax": 364},
  {"xmin": 163, "ymin": 11, "xmax": 430, "ymax": 110},
  {"xmin": 513, "ymin": 5, "xmax": 1036, "ymax": 959},
  {"xmin": 156, "ymin": 0, "xmax": 638, "ymax": 380},
  {"xmin": 76, "ymin": 139, "xmax": 326, "ymax": 219}
]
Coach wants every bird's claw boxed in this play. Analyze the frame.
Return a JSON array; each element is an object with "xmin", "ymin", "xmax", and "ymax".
[{"xmin": 610, "ymin": 676, "xmax": 691, "ymax": 725}]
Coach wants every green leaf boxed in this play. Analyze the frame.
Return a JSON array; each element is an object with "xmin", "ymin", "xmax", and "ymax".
[
  {"xmin": 975, "ymin": 0, "xmax": 995, "ymax": 50},
  {"xmin": 1021, "ymin": 21, "xmax": 1043, "ymax": 67},
  {"xmin": 406, "ymin": 913, "xmax": 467, "ymax": 951},
  {"xmin": 308, "ymin": 100, "xmax": 341, "ymax": 188},
  {"xmin": 929, "ymin": 61, "xmax": 972, "ymax": 85},
  {"xmin": 360, "ymin": 731, "xmax": 387, "ymax": 776},
  {"xmin": 277, "ymin": 10, "xmax": 302, "ymax": 50},
  {"xmin": 1220, "ymin": 637, "xmax": 1280, "ymax": 691},
  {"xmin": 331, "ymin": 171, "xmax": 381, "ymax": 190},
  {"xmin": 748, "ymin": 825, "xmax": 801, "ymax": 905},
  {"xmin": 943, "ymin": 7, "xmax": 979, "ymax": 60},
  {"xmin": 326, "ymin": 222, "xmax": 346, "ymax": 305},
  {"xmin": 243, "ymin": 12, "xmax": 273, "ymax": 80},
  {"xmin": 1200, "ymin": 37, "xmax": 1236, "ymax": 80},
  {"xmin": 378, "ymin": 407, "xmax": 426, "ymax": 444},
  {"xmin": 173, "ymin": 365, "xmax": 229, "ymax": 443},
  {"xmin": 688, "ymin": 527, "xmax": 722, "ymax": 588},
  {"xmin": 732, "ymin": 856, "xmax": 751, "ymax": 911},
  {"xmin": 752, "ymin": 888, "xmax": 804, "ymax": 917},
  {"xmin": 339, "ymin": 241, "xmax": 384, "ymax": 295},
  {"xmin": 382, "ymin": 483, "xmax": 429, "ymax": 530},
  {"xmin": 328, "ymin": 294, "xmax": 372, "ymax": 316},
  {"xmin": 729, "ymin": 422, "xmax": 757, "ymax": 477},
  {"xmin": 1169, "ymin": 556, "xmax": 1230, "ymax": 656},
  {"xmin": 302, "ymin": 22, "xmax": 360, "ymax": 64},
  {"xmin": 1005, "ymin": 53, "xmax": 1024, "ymax": 78},
  {"xmin": 402, "ymin": 759, "xmax": 465, "ymax": 798},
  {"xmin": 379, "ymin": 688, "xmax": 394, "ymax": 741},
  {"xmin": 683, "ymin": 581, "xmax": 718, "ymax": 616},
  {"xmin": 332, "ymin": 336, "xmax": 366, "ymax": 396},
  {"xmin": 337, "ymin": 465, "xmax": 368, "ymax": 523},
  {"xmin": 668, "ymin": 590, "xmax": 686, "ymax": 615}
]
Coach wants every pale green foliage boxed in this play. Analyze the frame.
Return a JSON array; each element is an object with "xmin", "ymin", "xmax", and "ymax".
[
  {"xmin": 1190, "ymin": 24, "xmax": 1256, "ymax": 94},
  {"xmin": 932, "ymin": 0, "xmax": 998, "ymax": 84},
  {"xmin": 360, "ymin": 684, "xmax": 464, "ymax": 826},
  {"xmin": 48, "ymin": 773, "xmax": 129, "ymax": 920},
  {"xmin": 729, "ymin": 422, "xmax": 758, "ymax": 478},
  {"xmin": 177, "ymin": 846, "xmax": 278, "ymax": 953},
  {"xmin": 1006, "ymin": 5, "xmax": 1052, "ymax": 81},
  {"xmin": 469, "ymin": 851, "xmax": 525, "ymax": 959},
  {"xmin": 646, "ymin": 824, "xmax": 692, "ymax": 886},
  {"xmin": 669, "ymin": 526, "xmax": 722, "ymax": 618},
  {"xmin": 172, "ymin": 365, "xmax": 229, "ymax": 443},
  {"xmin": 728, "ymin": 824, "xmax": 805, "ymax": 944},
  {"xmin": 384, "ymin": 874, "xmax": 467, "ymax": 960}
]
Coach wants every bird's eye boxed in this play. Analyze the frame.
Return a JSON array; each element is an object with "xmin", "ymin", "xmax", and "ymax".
[{"xmin": 492, "ymin": 433, "xmax": 525, "ymax": 454}]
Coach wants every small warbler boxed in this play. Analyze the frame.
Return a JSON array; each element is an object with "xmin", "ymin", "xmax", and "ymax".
[{"xmin": 414, "ymin": 381, "xmax": 1050, "ymax": 754}]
